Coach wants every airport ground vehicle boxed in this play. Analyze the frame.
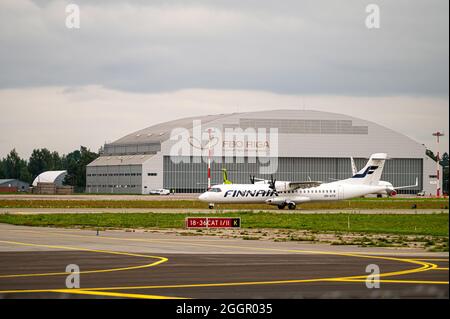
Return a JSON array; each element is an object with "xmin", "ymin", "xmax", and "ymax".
[{"xmin": 149, "ymin": 189, "xmax": 171, "ymax": 195}]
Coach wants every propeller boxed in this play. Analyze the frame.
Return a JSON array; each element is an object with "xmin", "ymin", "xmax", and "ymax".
[
  {"xmin": 269, "ymin": 175, "xmax": 276, "ymax": 190},
  {"xmin": 268, "ymin": 175, "xmax": 279, "ymax": 196}
]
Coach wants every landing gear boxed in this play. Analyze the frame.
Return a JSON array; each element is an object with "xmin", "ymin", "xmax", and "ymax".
[
  {"xmin": 377, "ymin": 194, "xmax": 382, "ymax": 198},
  {"xmin": 288, "ymin": 202, "xmax": 296, "ymax": 210},
  {"xmin": 208, "ymin": 204, "xmax": 214, "ymax": 209},
  {"xmin": 277, "ymin": 204, "xmax": 286, "ymax": 210}
]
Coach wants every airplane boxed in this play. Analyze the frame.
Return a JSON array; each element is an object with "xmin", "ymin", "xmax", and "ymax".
[
  {"xmin": 221, "ymin": 168, "xmax": 232, "ymax": 184},
  {"xmin": 350, "ymin": 157, "xmax": 418, "ymax": 197},
  {"xmin": 199, "ymin": 153, "xmax": 403, "ymax": 210},
  {"xmin": 221, "ymin": 168, "xmax": 305, "ymax": 190}
]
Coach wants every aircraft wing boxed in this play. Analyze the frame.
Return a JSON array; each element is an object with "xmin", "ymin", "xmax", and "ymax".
[{"xmin": 287, "ymin": 181, "xmax": 322, "ymax": 189}]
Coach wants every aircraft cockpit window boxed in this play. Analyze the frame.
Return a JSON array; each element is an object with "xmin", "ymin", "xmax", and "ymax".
[{"xmin": 208, "ymin": 188, "xmax": 222, "ymax": 192}]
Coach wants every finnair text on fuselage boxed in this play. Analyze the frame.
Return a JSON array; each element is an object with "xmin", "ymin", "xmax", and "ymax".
[{"xmin": 224, "ymin": 189, "xmax": 277, "ymax": 198}]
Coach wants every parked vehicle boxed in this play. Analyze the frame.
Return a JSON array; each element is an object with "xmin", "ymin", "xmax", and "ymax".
[{"xmin": 149, "ymin": 189, "xmax": 171, "ymax": 195}]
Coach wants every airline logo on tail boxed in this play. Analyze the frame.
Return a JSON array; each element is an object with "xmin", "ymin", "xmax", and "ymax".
[{"xmin": 352, "ymin": 166, "xmax": 379, "ymax": 178}]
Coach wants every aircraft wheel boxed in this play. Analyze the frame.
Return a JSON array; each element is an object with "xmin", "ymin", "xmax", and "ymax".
[
  {"xmin": 277, "ymin": 204, "xmax": 286, "ymax": 210},
  {"xmin": 208, "ymin": 204, "xmax": 214, "ymax": 209},
  {"xmin": 377, "ymin": 194, "xmax": 382, "ymax": 198},
  {"xmin": 288, "ymin": 203, "xmax": 296, "ymax": 210}
]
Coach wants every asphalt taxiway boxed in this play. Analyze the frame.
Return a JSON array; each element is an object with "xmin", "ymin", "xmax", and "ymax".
[{"xmin": 0, "ymin": 224, "xmax": 448, "ymax": 299}]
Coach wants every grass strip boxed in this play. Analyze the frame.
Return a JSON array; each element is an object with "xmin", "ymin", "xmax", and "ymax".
[{"xmin": 0, "ymin": 212, "xmax": 447, "ymax": 236}]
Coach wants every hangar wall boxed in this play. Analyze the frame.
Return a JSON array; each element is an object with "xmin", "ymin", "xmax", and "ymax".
[
  {"xmin": 86, "ymin": 110, "xmax": 437, "ymax": 195},
  {"xmin": 163, "ymin": 156, "xmax": 423, "ymax": 194}
]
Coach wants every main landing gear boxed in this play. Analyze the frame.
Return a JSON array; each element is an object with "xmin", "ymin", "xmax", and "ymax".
[{"xmin": 277, "ymin": 202, "xmax": 297, "ymax": 210}]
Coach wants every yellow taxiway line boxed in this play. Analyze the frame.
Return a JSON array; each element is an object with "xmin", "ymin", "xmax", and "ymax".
[
  {"xmin": 0, "ymin": 239, "xmax": 167, "ymax": 278},
  {"xmin": 0, "ymin": 227, "xmax": 447, "ymax": 298},
  {"xmin": 16, "ymin": 228, "xmax": 438, "ymax": 280},
  {"xmin": 49, "ymin": 289, "xmax": 187, "ymax": 299}
]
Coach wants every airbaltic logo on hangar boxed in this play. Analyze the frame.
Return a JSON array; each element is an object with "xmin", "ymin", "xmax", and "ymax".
[
  {"xmin": 169, "ymin": 120, "xmax": 280, "ymax": 173},
  {"xmin": 187, "ymin": 132, "xmax": 271, "ymax": 151}
]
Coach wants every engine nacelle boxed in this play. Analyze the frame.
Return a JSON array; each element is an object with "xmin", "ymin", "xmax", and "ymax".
[
  {"xmin": 388, "ymin": 189, "xmax": 397, "ymax": 196},
  {"xmin": 265, "ymin": 198, "xmax": 286, "ymax": 205}
]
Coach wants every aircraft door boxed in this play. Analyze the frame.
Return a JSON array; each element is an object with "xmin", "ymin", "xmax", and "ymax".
[{"xmin": 338, "ymin": 185, "xmax": 344, "ymax": 200}]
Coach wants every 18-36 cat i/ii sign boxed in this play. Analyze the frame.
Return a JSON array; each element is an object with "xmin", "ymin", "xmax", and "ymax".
[{"xmin": 185, "ymin": 217, "xmax": 241, "ymax": 229}]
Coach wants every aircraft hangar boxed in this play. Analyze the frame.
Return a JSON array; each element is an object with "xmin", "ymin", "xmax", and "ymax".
[{"xmin": 86, "ymin": 109, "xmax": 438, "ymax": 195}]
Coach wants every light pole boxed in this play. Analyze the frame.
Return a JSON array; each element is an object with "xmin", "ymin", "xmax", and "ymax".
[
  {"xmin": 207, "ymin": 128, "xmax": 212, "ymax": 190},
  {"xmin": 432, "ymin": 131, "xmax": 444, "ymax": 197}
]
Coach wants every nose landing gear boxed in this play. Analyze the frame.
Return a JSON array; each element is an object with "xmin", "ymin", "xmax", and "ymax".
[{"xmin": 208, "ymin": 204, "xmax": 214, "ymax": 209}]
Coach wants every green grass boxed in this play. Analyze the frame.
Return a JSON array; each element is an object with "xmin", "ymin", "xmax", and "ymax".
[
  {"xmin": 0, "ymin": 212, "xmax": 447, "ymax": 236},
  {"xmin": 0, "ymin": 198, "xmax": 448, "ymax": 210}
]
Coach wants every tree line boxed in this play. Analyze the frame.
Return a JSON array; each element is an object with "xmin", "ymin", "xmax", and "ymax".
[
  {"xmin": 0, "ymin": 147, "xmax": 448, "ymax": 194},
  {"xmin": 0, "ymin": 147, "xmax": 99, "ymax": 190}
]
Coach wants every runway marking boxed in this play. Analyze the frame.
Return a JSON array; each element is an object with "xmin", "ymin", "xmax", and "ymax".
[
  {"xmin": 49, "ymin": 289, "xmax": 187, "ymax": 299},
  {"xmin": 0, "ymin": 226, "xmax": 447, "ymax": 297},
  {"xmin": 0, "ymin": 228, "xmax": 443, "ymax": 282},
  {"xmin": 0, "ymin": 276, "xmax": 447, "ymax": 296},
  {"xmin": 21, "ymin": 229, "xmax": 437, "ymax": 280},
  {"xmin": 0, "ymin": 240, "xmax": 167, "ymax": 278},
  {"xmin": 328, "ymin": 279, "xmax": 449, "ymax": 284}
]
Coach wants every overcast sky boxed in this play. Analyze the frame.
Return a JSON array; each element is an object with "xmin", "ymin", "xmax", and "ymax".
[{"xmin": 0, "ymin": 0, "xmax": 448, "ymax": 158}]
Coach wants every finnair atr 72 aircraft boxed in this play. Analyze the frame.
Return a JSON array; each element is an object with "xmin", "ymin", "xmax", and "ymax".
[{"xmin": 199, "ymin": 153, "xmax": 403, "ymax": 210}]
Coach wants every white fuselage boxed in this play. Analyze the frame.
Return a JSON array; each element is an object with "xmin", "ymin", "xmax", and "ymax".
[
  {"xmin": 199, "ymin": 179, "xmax": 388, "ymax": 205},
  {"xmin": 199, "ymin": 153, "xmax": 390, "ymax": 208}
]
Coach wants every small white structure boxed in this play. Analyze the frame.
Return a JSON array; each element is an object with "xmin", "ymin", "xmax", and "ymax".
[{"xmin": 32, "ymin": 170, "xmax": 68, "ymax": 187}]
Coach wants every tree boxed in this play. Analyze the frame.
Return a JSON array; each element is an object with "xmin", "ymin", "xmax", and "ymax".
[
  {"xmin": 28, "ymin": 148, "xmax": 59, "ymax": 179},
  {"xmin": 441, "ymin": 152, "xmax": 449, "ymax": 195},
  {"xmin": 0, "ymin": 159, "xmax": 5, "ymax": 179},
  {"xmin": 3, "ymin": 149, "xmax": 31, "ymax": 183},
  {"xmin": 440, "ymin": 152, "xmax": 449, "ymax": 166},
  {"xmin": 64, "ymin": 146, "xmax": 99, "ymax": 190},
  {"xmin": 52, "ymin": 151, "xmax": 64, "ymax": 170}
]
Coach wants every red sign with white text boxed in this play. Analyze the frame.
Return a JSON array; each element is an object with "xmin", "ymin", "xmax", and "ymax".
[{"xmin": 185, "ymin": 217, "xmax": 241, "ymax": 228}]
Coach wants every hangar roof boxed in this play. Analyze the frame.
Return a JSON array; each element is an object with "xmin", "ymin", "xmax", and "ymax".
[
  {"xmin": 0, "ymin": 179, "xmax": 17, "ymax": 185},
  {"xmin": 88, "ymin": 154, "xmax": 156, "ymax": 166},
  {"xmin": 103, "ymin": 109, "xmax": 425, "ymax": 158},
  {"xmin": 110, "ymin": 113, "xmax": 232, "ymax": 146},
  {"xmin": 32, "ymin": 171, "xmax": 67, "ymax": 187}
]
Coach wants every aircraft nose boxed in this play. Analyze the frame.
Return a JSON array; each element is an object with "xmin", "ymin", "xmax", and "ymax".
[{"xmin": 198, "ymin": 193, "xmax": 208, "ymax": 201}]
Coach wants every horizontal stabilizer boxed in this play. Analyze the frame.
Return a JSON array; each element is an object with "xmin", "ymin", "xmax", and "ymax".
[{"xmin": 394, "ymin": 177, "xmax": 418, "ymax": 190}]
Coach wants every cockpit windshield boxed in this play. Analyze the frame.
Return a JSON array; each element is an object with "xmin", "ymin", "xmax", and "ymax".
[{"xmin": 208, "ymin": 188, "xmax": 222, "ymax": 193}]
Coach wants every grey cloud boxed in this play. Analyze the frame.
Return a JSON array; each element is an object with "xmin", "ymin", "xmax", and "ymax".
[{"xmin": 0, "ymin": 0, "xmax": 448, "ymax": 95}]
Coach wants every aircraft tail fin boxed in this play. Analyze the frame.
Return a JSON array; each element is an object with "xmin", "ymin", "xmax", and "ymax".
[
  {"xmin": 222, "ymin": 168, "xmax": 232, "ymax": 184},
  {"xmin": 350, "ymin": 157, "xmax": 358, "ymax": 176},
  {"xmin": 351, "ymin": 153, "xmax": 387, "ymax": 185}
]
